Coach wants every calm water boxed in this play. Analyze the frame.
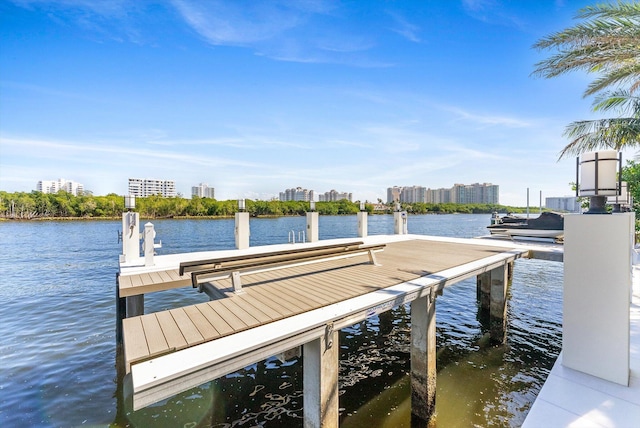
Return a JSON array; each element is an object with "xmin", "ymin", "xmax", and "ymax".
[{"xmin": 0, "ymin": 214, "xmax": 562, "ymax": 427}]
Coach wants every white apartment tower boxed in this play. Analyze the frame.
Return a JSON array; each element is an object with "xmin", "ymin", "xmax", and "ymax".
[
  {"xmin": 192, "ymin": 183, "xmax": 215, "ymax": 198},
  {"xmin": 279, "ymin": 187, "xmax": 315, "ymax": 202},
  {"xmin": 37, "ymin": 178, "xmax": 84, "ymax": 196},
  {"xmin": 128, "ymin": 178, "xmax": 176, "ymax": 197},
  {"xmin": 318, "ymin": 190, "xmax": 353, "ymax": 202},
  {"xmin": 388, "ymin": 183, "xmax": 499, "ymax": 204}
]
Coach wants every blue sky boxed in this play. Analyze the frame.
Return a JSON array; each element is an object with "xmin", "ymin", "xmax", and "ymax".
[{"xmin": 0, "ymin": 0, "xmax": 621, "ymax": 206}]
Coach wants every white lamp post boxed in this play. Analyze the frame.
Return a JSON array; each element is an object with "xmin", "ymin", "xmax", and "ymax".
[
  {"xmin": 564, "ymin": 150, "xmax": 634, "ymax": 386},
  {"xmin": 360, "ymin": 201, "xmax": 365, "ymax": 212},
  {"xmin": 309, "ymin": 200, "xmax": 316, "ymax": 212},
  {"xmin": 577, "ymin": 150, "xmax": 620, "ymax": 214},
  {"xmin": 238, "ymin": 198, "xmax": 245, "ymax": 212}
]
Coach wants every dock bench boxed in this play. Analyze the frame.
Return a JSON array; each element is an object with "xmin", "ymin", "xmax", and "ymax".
[{"xmin": 179, "ymin": 241, "xmax": 386, "ymax": 294}]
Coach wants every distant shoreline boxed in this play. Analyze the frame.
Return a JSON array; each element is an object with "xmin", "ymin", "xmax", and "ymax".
[{"xmin": 0, "ymin": 211, "xmax": 505, "ymax": 222}]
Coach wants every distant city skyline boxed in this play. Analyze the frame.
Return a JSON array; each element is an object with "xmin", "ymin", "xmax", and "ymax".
[
  {"xmin": 26, "ymin": 178, "xmax": 536, "ymax": 206},
  {"xmin": 2, "ymin": 0, "xmax": 624, "ymax": 206}
]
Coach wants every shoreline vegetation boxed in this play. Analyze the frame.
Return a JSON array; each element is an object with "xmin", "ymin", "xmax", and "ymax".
[{"xmin": 0, "ymin": 191, "xmax": 533, "ymax": 221}]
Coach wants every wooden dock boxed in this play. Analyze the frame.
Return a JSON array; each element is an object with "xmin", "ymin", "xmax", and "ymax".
[{"xmin": 117, "ymin": 234, "xmax": 557, "ymax": 423}]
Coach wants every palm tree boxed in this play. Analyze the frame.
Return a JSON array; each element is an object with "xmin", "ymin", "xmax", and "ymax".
[{"xmin": 532, "ymin": 1, "xmax": 640, "ymax": 158}]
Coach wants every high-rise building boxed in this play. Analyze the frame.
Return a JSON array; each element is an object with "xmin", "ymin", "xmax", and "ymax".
[
  {"xmin": 318, "ymin": 190, "xmax": 353, "ymax": 202},
  {"xmin": 387, "ymin": 186, "xmax": 403, "ymax": 204},
  {"xmin": 451, "ymin": 183, "xmax": 499, "ymax": 204},
  {"xmin": 425, "ymin": 188, "xmax": 451, "ymax": 203},
  {"xmin": 192, "ymin": 183, "xmax": 215, "ymax": 198},
  {"xmin": 279, "ymin": 187, "xmax": 315, "ymax": 202},
  {"xmin": 37, "ymin": 178, "xmax": 84, "ymax": 196},
  {"xmin": 388, "ymin": 183, "xmax": 499, "ymax": 204},
  {"xmin": 400, "ymin": 186, "xmax": 428, "ymax": 203},
  {"xmin": 128, "ymin": 178, "xmax": 176, "ymax": 197}
]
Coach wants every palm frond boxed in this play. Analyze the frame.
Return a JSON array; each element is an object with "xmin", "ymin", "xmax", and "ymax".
[
  {"xmin": 592, "ymin": 90, "xmax": 640, "ymax": 114},
  {"xmin": 559, "ymin": 116, "xmax": 640, "ymax": 159}
]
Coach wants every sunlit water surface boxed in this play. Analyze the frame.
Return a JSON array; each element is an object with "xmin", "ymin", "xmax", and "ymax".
[{"xmin": 0, "ymin": 214, "xmax": 562, "ymax": 427}]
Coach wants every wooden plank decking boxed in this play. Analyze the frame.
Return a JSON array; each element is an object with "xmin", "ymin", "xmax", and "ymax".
[{"xmin": 122, "ymin": 239, "xmax": 516, "ymax": 372}]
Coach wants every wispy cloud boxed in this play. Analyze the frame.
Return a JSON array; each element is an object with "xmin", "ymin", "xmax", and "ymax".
[
  {"xmin": 170, "ymin": 0, "xmax": 304, "ymax": 46},
  {"xmin": 169, "ymin": 0, "xmax": 389, "ymax": 66},
  {"xmin": 387, "ymin": 11, "xmax": 421, "ymax": 43},
  {"xmin": 461, "ymin": 0, "xmax": 525, "ymax": 29},
  {"xmin": 442, "ymin": 106, "xmax": 531, "ymax": 128},
  {"xmin": 10, "ymin": 0, "xmax": 147, "ymax": 43}
]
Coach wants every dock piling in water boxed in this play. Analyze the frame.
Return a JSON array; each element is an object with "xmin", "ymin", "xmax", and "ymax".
[
  {"xmin": 303, "ymin": 324, "xmax": 340, "ymax": 427},
  {"xmin": 410, "ymin": 292, "xmax": 437, "ymax": 424},
  {"xmin": 476, "ymin": 264, "xmax": 509, "ymax": 343}
]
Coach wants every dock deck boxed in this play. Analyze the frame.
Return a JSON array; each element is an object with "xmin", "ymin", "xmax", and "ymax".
[{"xmin": 119, "ymin": 234, "xmax": 541, "ymax": 410}]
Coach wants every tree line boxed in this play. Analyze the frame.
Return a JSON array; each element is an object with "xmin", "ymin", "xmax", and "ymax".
[{"xmin": 0, "ymin": 191, "xmax": 528, "ymax": 220}]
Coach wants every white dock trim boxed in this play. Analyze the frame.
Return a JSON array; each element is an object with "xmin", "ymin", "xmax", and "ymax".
[{"xmin": 522, "ymin": 265, "xmax": 640, "ymax": 427}]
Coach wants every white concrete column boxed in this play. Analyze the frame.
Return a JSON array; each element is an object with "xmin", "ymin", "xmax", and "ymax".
[
  {"xmin": 235, "ymin": 212, "xmax": 250, "ymax": 249},
  {"xmin": 411, "ymin": 293, "xmax": 436, "ymax": 424},
  {"xmin": 121, "ymin": 212, "xmax": 140, "ymax": 263},
  {"xmin": 303, "ymin": 326, "xmax": 339, "ymax": 428},
  {"xmin": 357, "ymin": 211, "xmax": 367, "ymax": 238},
  {"xmin": 394, "ymin": 211, "xmax": 408, "ymax": 234},
  {"xmin": 306, "ymin": 211, "xmax": 319, "ymax": 243},
  {"xmin": 143, "ymin": 222, "xmax": 155, "ymax": 267},
  {"xmin": 563, "ymin": 213, "xmax": 634, "ymax": 386}
]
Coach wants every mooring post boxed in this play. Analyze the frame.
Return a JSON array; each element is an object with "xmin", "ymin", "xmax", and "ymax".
[
  {"xmin": 121, "ymin": 211, "xmax": 140, "ymax": 263},
  {"xmin": 143, "ymin": 222, "xmax": 155, "ymax": 267},
  {"xmin": 489, "ymin": 264, "xmax": 508, "ymax": 343},
  {"xmin": 235, "ymin": 211, "xmax": 250, "ymax": 249},
  {"xmin": 411, "ymin": 292, "xmax": 437, "ymax": 425},
  {"xmin": 306, "ymin": 211, "xmax": 319, "ymax": 242},
  {"xmin": 394, "ymin": 210, "xmax": 408, "ymax": 234},
  {"xmin": 357, "ymin": 210, "xmax": 367, "ymax": 238},
  {"xmin": 303, "ymin": 324, "xmax": 339, "ymax": 428}
]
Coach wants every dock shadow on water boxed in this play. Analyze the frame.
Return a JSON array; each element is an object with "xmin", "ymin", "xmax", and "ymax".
[{"xmin": 115, "ymin": 258, "xmax": 562, "ymax": 428}]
